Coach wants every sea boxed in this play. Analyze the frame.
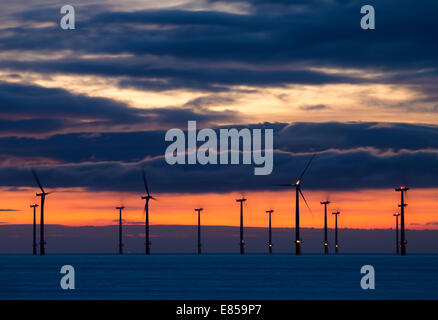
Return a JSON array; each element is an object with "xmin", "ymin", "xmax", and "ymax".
[{"xmin": 1, "ymin": 254, "xmax": 437, "ymax": 300}]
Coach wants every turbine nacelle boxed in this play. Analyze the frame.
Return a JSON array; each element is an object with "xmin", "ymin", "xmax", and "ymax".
[
  {"xmin": 274, "ymin": 155, "xmax": 316, "ymax": 222},
  {"xmin": 275, "ymin": 155, "xmax": 315, "ymax": 189},
  {"xmin": 141, "ymin": 195, "xmax": 156, "ymax": 200}
]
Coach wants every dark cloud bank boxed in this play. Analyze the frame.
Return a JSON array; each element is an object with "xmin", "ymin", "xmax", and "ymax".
[
  {"xmin": 0, "ymin": 81, "xmax": 238, "ymax": 135},
  {"xmin": 0, "ymin": 121, "xmax": 437, "ymax": 192},
  {"xmin": 0, "ymin": 0, "xmax": 437, "ymax": 96}
]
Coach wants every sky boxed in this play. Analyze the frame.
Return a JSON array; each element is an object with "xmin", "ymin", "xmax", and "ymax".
[{"xmin": 0, "ymin": 0, "xmax": 437, "ymax": 234}]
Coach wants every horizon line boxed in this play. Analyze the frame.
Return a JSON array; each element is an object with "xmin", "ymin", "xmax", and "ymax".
[{"xmin": 0, "ymin": 223, "xmax": 436, "ymax": 231}]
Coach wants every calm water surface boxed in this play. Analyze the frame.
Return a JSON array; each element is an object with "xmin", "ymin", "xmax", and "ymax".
[{"xmin": 0, "ymin": 254, "xmax": 437, "ymax": 299}]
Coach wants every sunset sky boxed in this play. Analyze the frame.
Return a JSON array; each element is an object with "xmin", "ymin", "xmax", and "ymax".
[{"xmin": 0, "ymin": 0, "xmax": 437, "ymax": 230}]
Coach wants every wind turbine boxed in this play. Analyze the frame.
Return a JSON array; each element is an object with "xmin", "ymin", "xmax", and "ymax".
[
  {"xmin": 332, "ymin": 211, "xmax": 340, "ymax": 254},
  {"xmin": 266, "ymin": 210, "xmax": 274, "ymax": 254},
  {"xmin": 32, "ymin": 170, "xmax": 50, "ymax": 256},
  {"xmin": 195, "ymin": 208, "xmax": 203, "ymax": 254},
  {"xmin": 276, "ymin": 155, "xmax": 315, "ymax": 255},
  {"xmin": 320, "ymin": 201, "xmax": 330, "ymax": 254},
  {"xmin": 395, "ymin": 186, "xmax": 409, "ymax": 256},
  {"xmin": 30, "ymin": 204, "xmax": 39, "ymax": 255},
  {"xmin": 141, "ymin": 168, "xmax": 156, "ymax": 255},
  {"xmin": 393, "ymin": 213, "xmax": 400, "ymax": 255},
  {"xmin": 236, "ymin": 197, "xmax": 247, "ymax": 254},
  {"xmin": 116, "ymin": 206, "xmax": 124, "ymax": 254}
]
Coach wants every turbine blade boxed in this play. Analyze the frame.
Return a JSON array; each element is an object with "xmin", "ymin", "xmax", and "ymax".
[
  {"xmin": 141, "ymin": 168, "xmax": 151, "ymax": 197},
  {"xmin": 31, "ymin": 169, "xmax": 45, "ymax": 193},
  {"xmin": 273, "ymin": 184, "xmax": 294, "ymax": 187},
  {"xmin": 142, "ymin": 203, "xmax": 147, "ymax": 218},
  {"xmin": 298, "ymin": 154, "xmax": 316, "ymax": 182},
  {"xmin": 299, "ymin": 189, "xmax": 312, "ymax": 214}
]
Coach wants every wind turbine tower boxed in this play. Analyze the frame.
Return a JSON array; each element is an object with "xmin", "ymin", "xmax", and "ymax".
[
  {"xmin": 393, "ymin": 213, "xmax": 400, "ymax": 255},
  {"xmin": 32, "ymin": 170, "xmax": 50, "ymax": 256},
  {"xmin": 236, "ymin": 198, "xmax": 247, "ymax": 254},
  {"xmin": 141, "ymin": 169, "xmax": 156, "ymax": 255},
  {"xmin": 276, "ymin": 155, "xmax": 315, "ymax": 255},
  {"xmin": 332, "ymin": 211, "xmax": 340, "ymax": 254},
  {"xmin": 395, "ymin": 186, "xmax": 409, "ymax": 256},
  {"xmin": 30, "ymin": 204, "xmax": 39, "ymax": 255},
  {"xmin": 116, "ymin": 206, "xmax": 125, "ymax": 254},
  {"xmin": 195, "ymin": 208, "xmax": 203, "ymax": 254},
  {"xmin": 320, "ymin": 201, "xmax": 330, "ymax": 254},
  {"xmin": 266, "ymin": 210, "xmax": 274, "ymax": 254}
]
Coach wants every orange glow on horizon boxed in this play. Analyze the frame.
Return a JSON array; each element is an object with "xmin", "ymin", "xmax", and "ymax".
[{"xmin": 0, "ymin": 187, "xmax": 437, "ymax": 230}]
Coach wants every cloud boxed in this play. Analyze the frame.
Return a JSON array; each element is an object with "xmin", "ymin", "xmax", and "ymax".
[
  {"xmin": 0, "ymin": 209, "xmax": 20, "ymax": 212},
  {"xmin": 0, "ymin": 1, "xmax": 436, "ymax": 194},
  {"xmin": 0, "ymin": 0, "xmax": 435, "ymax": 125},
  {"xmin": 183, "ymin": 95, "xmax": 237, "ymax": 109},
  {"xmin": 276, "ymin": 122, "xmax": 438, "ymax": 153},
  {"xmin": 0, "ymin": 59, "xmax": 366, "ymax": 91},
  {"xmin": 2, "ymin": 1, "xmax": 435, "ymax": 68},
  {"xmin": 1, "ymin": 121, "xmax": 438, "ymax": 167},
  {"xmin": 0, "ymin": 0, "xmax": 436, "ymax": 95},
  {"xmin": 0, "ymin": 81, "xmax": 240, "ymax": 135},
  {"xmin": 0, "ymin": 145, "xmax": 437, "ymax": 193},
  {"xmin": 300, "ymin": 104, "xmax": 330, "ymax": 111},
  {"xmin": 0, "ymin": 81, "xmax": 136, "ymax": 121}
]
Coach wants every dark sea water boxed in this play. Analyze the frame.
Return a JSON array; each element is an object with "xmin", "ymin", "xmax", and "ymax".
[{"xmin": 0, "ymin": 254, "xmax": 437, "ymax": 300}]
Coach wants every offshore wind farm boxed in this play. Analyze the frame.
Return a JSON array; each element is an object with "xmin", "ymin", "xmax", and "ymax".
[
  {"xmin": 0, "ymin": 0, "xmax": 437, "ymax": 302},
  {"xmin": 0, "ymin": 170, "xmax": 436, "ymax": 300},
  {"xmin": 0, "ymin": 156, "xmax": 430, "ymax": 300},
  {"xmin": 4, "ymin": 156, "xmax": 417, "ymax": 256}
]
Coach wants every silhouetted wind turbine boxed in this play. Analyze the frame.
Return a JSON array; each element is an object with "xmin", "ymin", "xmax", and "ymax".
[
  {"xmin": 266, "ymin": 210, "xmax": 274, "ymax": 254},
  {"xmin": 332, "ymin": 211, "xmax": 340, "ymax": 254},
  {"xmin": 32, "ymin": 170, "xmax": 50, "ymax": 256},
  {"xmin": 195, "ymin": 208, "xmax": 203, "ymax": 254},
  {"xmin": 276, "ymin": 155, "xmax": 315, "ymax": 255},
  {"xmin": 395, "ymin": 186, "xmax": 409, "ymax": 256},
  {"xmin": 141, "ymin": 168, "xmax": 156, "ymax": 255},
  {"xmin": 320, "ymin": 201, "xmax": 330, "ymax": 254},
  {"xmin": 393, "ymin": 212, "xmax": 400, "ymax": 255},
  {"xmin": 116, "ymin": 206, "xmax": 124, "ymax": 254},
  {"xmin": 30, "ymin": 204, "xmax": 38, "ymax": 255},
  {"xmin": 236, "ymin": 197, "xmax": 247, "ymax": 254}
]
